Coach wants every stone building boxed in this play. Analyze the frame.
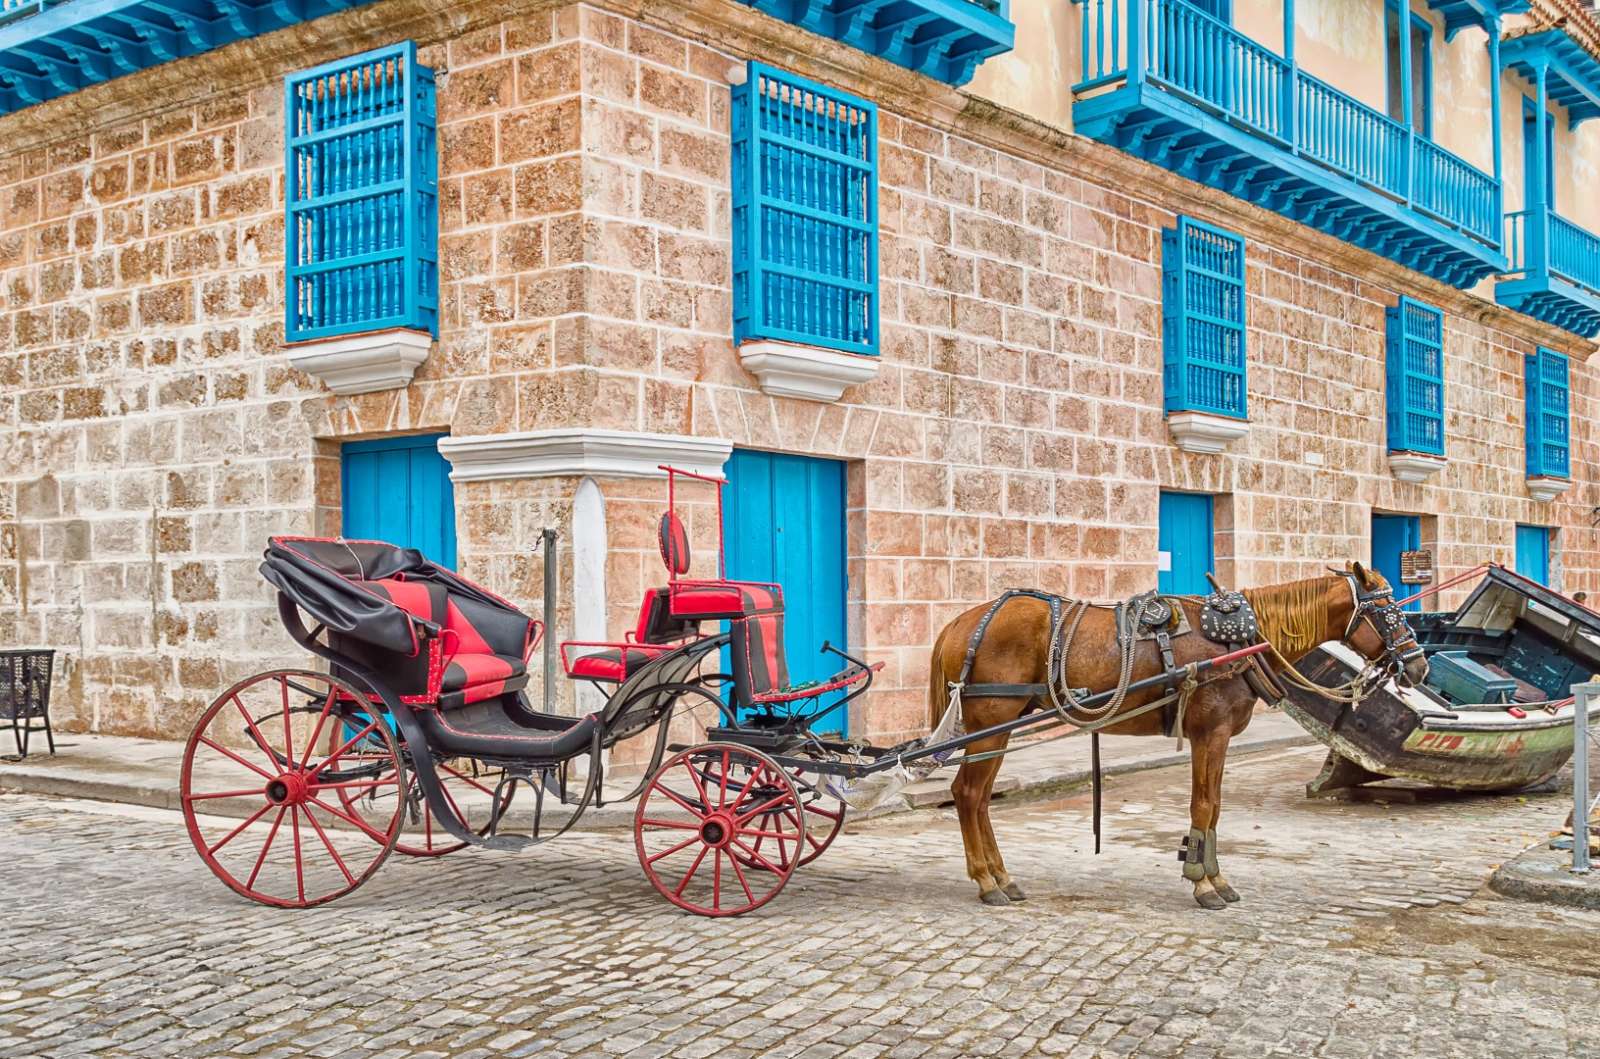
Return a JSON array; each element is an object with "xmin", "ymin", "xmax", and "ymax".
[{"xmin": 2, "ymin": 0, "xmax": 1598, "ymax": 755}]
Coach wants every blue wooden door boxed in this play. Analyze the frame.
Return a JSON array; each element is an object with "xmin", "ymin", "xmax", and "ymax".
[
  {"xmin": 341, "ymin": 434, "xmax": 457, "ymax": 568},
  {"xmin": 1371, "ymin": 514, "xmax": 1421, "ymax": 612},
  {"xmin": 1157, "ymin": 492, "xmax": 1214, "ymax": 595},
  {"xmin": 723, "ymin": 450, "xmax": 849, "ymax": 735},
  {"xmin": 1515, "ymin": 524, "xmax": 1550, "ymax": 585}
]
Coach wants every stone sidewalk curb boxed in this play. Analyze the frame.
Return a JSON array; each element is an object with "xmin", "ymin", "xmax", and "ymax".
[
  {"xmin": 0, "ymin": 726, "xmax": 1315, "ymax": 830},
  {"xmin": 1488, "ymin": 840, "xmax": 1600, "ymax": 910}
]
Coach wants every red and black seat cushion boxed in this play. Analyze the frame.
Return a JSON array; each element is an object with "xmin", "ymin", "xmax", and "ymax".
[
  {"xmin": 730, "ymin": 612, "xmax": 790, "ymax": 708},
  {"xmin": 329, "ymin": 578, "xmax": 448, "ymax": 700},
  {"xmin": 439, "ymin": 651, "xmax": 528, "ymax": 709},
  {"xmin": 635, "ymin": 587, "xmax": 698, "ymax": 644},
  {"xmin": 567, "ymin": 646, "xmax": 665, "ymax": 683},
  {"xmin": 668, "ymin": 580, "xmax": 782, "ymax": 620},
  {"xmin": 658, "ymin": 513, "xmax": 691, "ymax": 576}
]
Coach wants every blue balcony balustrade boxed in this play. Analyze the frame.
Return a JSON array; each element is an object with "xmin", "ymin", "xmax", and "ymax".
[
  {"xmin": 737, "ymin": 0, "xmax": 1013, "ymax": 85},
  {"xmin": 1072, "ymin": 0, "xmax": 1507, "ymax": 289},
  {"xmin": 1495, "ymin": 25, "xmax": 1600, "ymax": 338},
  {"xmin": 0, "ymin": 0, "xmax": 376, "ymax": 116}
]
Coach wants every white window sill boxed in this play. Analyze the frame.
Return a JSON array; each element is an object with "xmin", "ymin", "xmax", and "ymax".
[
  {"xmin": 1388, "ymin": 451, "xmax": 1447, "ymax": 483},
  {"xmin": 1166, "ymin": 411, "xmax": 1248, "ymax": 454},
  {"xmin": 285, "ymin": 328, "xmax": 433, "ymax": 395},
  {"xmin": 1526, "ymin": 475, "xmax": 1572, "ymax": 503},
  {"xmin": 738, "ymin": 340, "xmax": 880, "ymax": 403}
]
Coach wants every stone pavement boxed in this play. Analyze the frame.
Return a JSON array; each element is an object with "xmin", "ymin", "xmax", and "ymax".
[
  {"xmin": 3, "ymin": 745, "xmax": 1599, "ymax": 1058},
  {"xmin": 0, "ymin": 710, "xmax": 1313, "ymax": 825}
]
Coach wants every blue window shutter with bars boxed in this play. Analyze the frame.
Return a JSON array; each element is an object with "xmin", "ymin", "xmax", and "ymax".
[
  {"xmin": 1162, "ymin": 217, "xmax": 1247, "ymax": 419},
  {"xmin": 1525, "ymin": 347, "xmax": 1570, "ymax": 479},
  {"xmin": 285, "ymin": 42, "xmax": 439, "ymax": 344},
  {"xmin": 732, "ymin": 63, "xmax": 878, "ymax": 356},
  {"xmin": 1384, "ymin": 296, "xmax": 1445, "ymax": 456}
]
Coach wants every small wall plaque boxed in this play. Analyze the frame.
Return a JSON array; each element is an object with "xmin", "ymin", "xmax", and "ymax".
[{"xmin": 1400, "ymin": 549, "xmax": 1434, "ymax": 584}]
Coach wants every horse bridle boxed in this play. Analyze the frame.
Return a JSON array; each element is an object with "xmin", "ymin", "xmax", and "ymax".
[{"xmin": 1336, "ymin": 571, "xmax": 1425, "ymax": 682}]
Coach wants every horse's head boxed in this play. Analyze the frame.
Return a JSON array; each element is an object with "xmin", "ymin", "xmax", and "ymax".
[{"xmin": 1336, "ymin": 562, "xmax": 1428, "ymax": 688}]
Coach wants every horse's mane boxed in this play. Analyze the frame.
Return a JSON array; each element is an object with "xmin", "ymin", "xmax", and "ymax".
[{"xmin": 1240, "ymin": 575, "xmax": 1341, "ymax": 657}]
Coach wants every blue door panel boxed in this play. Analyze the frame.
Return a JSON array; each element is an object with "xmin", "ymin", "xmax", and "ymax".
[
  {"xmin": 1371, "ymin": 514, "xmax": 1421, "ymax": 612},
  {"xmin": 341, "ymin": 434, "xmax": 457, "ymax": 569},
  {"xmin": 724, "ymin": 450, "xmax": 849, "ymax": 735},
  {"xmin": 1515, "ymin": 525, "xmax": 1550, "ymax": 585},
  {"xmin": 1158, "ymin": 492, "xmax": 1214, "ymax": 596}
]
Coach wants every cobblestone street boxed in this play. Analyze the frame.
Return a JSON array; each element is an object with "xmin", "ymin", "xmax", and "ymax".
[{"xmin": 3, "ymin": 745, "xmax": 1597, "ymax": 1058}]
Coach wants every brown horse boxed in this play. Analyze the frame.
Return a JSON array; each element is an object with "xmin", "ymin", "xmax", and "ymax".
[{"xmin": 927, "ymin": 563, "xmax": 1427, "ymax": 909}]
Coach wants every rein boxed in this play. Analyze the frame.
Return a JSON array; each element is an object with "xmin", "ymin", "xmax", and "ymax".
[{"xmin": 1257, "ymin": 572, "xmax": 1419, "ymax": 705}]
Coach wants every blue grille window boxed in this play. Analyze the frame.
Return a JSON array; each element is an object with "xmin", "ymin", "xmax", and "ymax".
[
  {"xmin": 1525, "ymin": 347, "xmax": 1570, "ymax": 479},
  {"xmin": 1162, "ymin": 217, "xmax": 1247, "ymax": 419},
  {"xmin": 1385, "ymin": 296, "xmax": 1445, "ymax": 456},
  {"xmin": 286, "ymin": 43, "xmax": 439, "ymax": 344},
  {"xmin": 732, "ymin": 63, "xmax": 878, "ymax": 356}
]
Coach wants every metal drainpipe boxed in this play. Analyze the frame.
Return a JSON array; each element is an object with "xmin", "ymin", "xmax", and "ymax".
[{"xmin": 1575, "ymin": 683, "xmax": 1592, "ymax": 874}]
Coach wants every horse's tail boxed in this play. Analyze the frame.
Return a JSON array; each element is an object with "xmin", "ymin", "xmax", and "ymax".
[{"xmin": 928, "ymin": 620, "xmax": 951, "ymax": 729}]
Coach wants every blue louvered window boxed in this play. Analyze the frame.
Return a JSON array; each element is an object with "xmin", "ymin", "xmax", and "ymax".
[
  {"xmin": 286, "ymin": 43, "xmax": 439, "ymax": 344},
  {"xmin": 732, "ymin": 63, "xmax": 878, "ymax": 356},
  {"xmin": 1525, "ymin": 347, "xmax": 1570, "ymax": 479},
  {"xmin": 1162, "ymin": 217, "xmax": 1247, "ymax": 419},
  {"xmin": 1385, "ymin": 296, "xmax": 1445, "ymax": 456}
]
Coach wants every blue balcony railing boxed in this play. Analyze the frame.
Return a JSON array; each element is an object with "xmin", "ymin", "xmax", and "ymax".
[
  {"xmin": 740, "ymin": 0, "xmax": 1013, "ymax": 86},
  {"xmin": 1072, "ymin": 0, "xmax": 1505, "ymax": 288},
  {"xmin": 0, "ymin": 0, "xmax": 373, "ymax": 116},
  {"xmin": 1499, "ymin": 208, "xmax": 1600, "ymax": 338}
]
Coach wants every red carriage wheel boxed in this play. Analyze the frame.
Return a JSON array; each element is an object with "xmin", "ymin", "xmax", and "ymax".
[
  {"xmin": 180, "ymin": 669, "xmax": 404, "ymax": 908},
  {"xmin": 635, "ymin": 743, "xmax": 807, "ymax": 917},
  {"xmin": 337, "ymin": 750, "xmax": 513, "ymax": 857},
  {"xmin": 733, "ymin": 760, "xmax": 847, "ymax": 871}
]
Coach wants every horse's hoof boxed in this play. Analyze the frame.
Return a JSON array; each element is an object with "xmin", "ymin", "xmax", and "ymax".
[
  {"xmin": 1214, "ymin": 883, "xmax": 1241, "ymax": 904},
  {"xmin": 1193, "ymin": 890, "xmax": 1228, "ymax": 911},
  {"xmin": 1002, "ymin": 882, "xmax": 1027, "ymax": 902},
  {"xmin": 979, "ymin": 889, "xmax": 1012, "ymax": 906}
]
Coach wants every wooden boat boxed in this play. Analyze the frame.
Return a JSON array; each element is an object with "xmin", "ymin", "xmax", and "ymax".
[{"xmin": 1283, "ymin": 565, "xmax": 1600, "ymax": 794}]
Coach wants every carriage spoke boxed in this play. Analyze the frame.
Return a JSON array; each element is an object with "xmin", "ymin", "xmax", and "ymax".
[
  {"xmin": 307, "ymin": 795, "xmax": 396, "ymax": 845},
  {"xmin": 645, "ymin": 834, "xmax": 701, "ymax": 864},
  {"xmin": 297, "ymin": 688, "xmax": 339, "ymax": 770},
  {"xmin": 718, "ymin": 748, "xmax": 730, "ymax": 808},
  {"xmin": 308, "ymin": 721, "xmax": 382, "ymax": 782},
  {"xmin": 197, "ymin": 736, "xmax": 277, "ymax": 782},
  {"xmin": 290, "ymin": 806, "xmax": 306, "ymax": 904},
  {"xmin": 205, "ymin": 802, "xmax": 274, "ymax": 856},
  {"xmin": 728, "ymin": 852, "xmax": 756, "ymax": 903},
  {"xmin": 673, "ymin": 845, "xmax": 710, "ymax": 897},
  {"xmin": 280, "ymin": 678, "xmax": 295, "ymax": 775},
  {"xmin": 302, "ymin": 802, "xmax": 357, "ymax": 886},
  {"xmin": 728, "ymin": 837, "xmax": 784, "ymax": 875},
  {"xmin": 734, "ymin": 790, "xmax": 795, "ymax": 825},
  {"xmin": 639, "ymin": 817, "xmax": 700, "ymax": 831},
  {"xmin": 656, "ymin": 781, "xmax": 707, "ymax": 819},
  {"xmin": 440, "ymin": 763, "xmax": 499, "ymax": 799},
  {"xmin": 245, "ymin": 807, "xmax": 288, "ymax": 890},
  {"xmin": 230, "ymin": 695, "xmax": 283, "ymax": 772},
  {"xmin": 679, "ymin": 757, "xmax": 712, "ymax": 806},
  {"xmin": 184, "ymin": 787, "xmax": 269, "ymax": 802}
]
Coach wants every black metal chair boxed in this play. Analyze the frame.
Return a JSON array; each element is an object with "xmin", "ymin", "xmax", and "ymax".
[{"xmin": 1, "ymin": 649, "xmax": 55, "ymax": 760}]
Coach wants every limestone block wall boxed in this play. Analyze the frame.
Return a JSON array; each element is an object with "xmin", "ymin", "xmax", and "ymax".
[{"xmin": 0, "ymin": 0, "xmax": 1595, "ymax": 750}]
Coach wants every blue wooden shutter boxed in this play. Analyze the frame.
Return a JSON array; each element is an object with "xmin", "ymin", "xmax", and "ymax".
[
  {"xmin": 1525, "ymin": 347, "xmax": 1570, "ymax": 479},
  {"xmin": 732, "ymin": 63, "xmax": 878, "ymax": 356},
  {"xmin": 341, "ymin": 434, "xmax": 456, "ymax": 568},
  {"xmin": 1514, "ymin": 524, "xmax": 1550, "ymax": 585},
  {"xmin": 1385, "ymin": 296, "xmax": 1445, "ymax": 456},
  {"xmin": 1162, "ymin": 217, "xmax": 1247, "ymax": 419},
  {"xmin": 286, "ymin": 42, "xmax": 439, "ymax": 343}
]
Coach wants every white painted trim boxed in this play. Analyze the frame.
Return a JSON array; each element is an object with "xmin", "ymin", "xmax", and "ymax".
[
  {"xmin": 1526, "ymin": 475, "xmax": 1572, "ymax": 503},
  {"xmin": 1166, "ymin": 410, "xmax": 1249, "ymax": 454},
  {"xmin": 571, "ymin": 478, "xmax": 609, "ymax": 719},
  {"xmin": 438, "ymin": 428, "xmax": 732, "ymax": 483},
  {"xmin": 285, "ymin": 328, "xmax": 432, "ymax": 395},
  {"xmin": 1388, "ymin": 451, "xmax": 1448, "ymax": 483},
  {"xmin": 738, "ymin": 340, "xmax": 880, "ymax": 402}
]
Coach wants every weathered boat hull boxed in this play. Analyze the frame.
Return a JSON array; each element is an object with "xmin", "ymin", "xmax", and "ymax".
[{"xmin": 1285, "ymin": 644, "xmax": 1598, "ymax": 793}]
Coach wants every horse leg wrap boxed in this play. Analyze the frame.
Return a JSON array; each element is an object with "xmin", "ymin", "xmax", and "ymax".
[
  {"xmin": 1202, "ymin": 828, "xmax": 1220, "ymax": 877},
  {"xmin": 1178, "ymin": 828, "xmax": 1206, "ymax": 882}
]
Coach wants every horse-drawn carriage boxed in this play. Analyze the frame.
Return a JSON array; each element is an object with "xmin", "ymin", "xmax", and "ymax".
[{"xmin": 183, "ymin": 466, "xmax": 1429, "ymax": 914}]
